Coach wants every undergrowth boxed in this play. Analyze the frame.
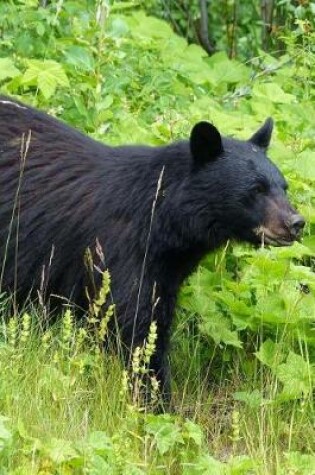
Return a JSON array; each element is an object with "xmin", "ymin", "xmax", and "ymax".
[{"xmin": 0, "ymin": 278, "xmax": 313, "ymax": 474}]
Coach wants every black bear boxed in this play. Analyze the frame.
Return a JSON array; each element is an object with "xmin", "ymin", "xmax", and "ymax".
[{"xmin": 0, "ymin": 96, "xmax": 304, "ymax": 402}]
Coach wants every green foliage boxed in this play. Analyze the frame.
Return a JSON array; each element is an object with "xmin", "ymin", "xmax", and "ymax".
[
  {"xmin": 22, "ymin": 59, "xmax": 70, "ymax": 99},
  {"xmin": 0, "ymin": 1, "xmax": 314, "ymax": 473},
  {"xmin": 139, "ymin": 0, "xmax": 315, "ymax": 59}
]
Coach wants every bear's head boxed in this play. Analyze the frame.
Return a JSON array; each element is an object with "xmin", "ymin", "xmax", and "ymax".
[{"xmin": 189, "ymin": 119, "xmax": 305, "ymax": 247}]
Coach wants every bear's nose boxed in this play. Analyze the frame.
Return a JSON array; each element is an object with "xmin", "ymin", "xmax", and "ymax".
[{"xmin": 289, "ymin": 214, "xmax": 305, "ymax": 237}]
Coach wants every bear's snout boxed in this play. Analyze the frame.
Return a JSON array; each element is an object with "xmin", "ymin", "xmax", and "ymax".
[
  {"xmin": 261, "ymin": 195, "xmax": 305, "ymax": 245},
  {"xmin": 287, "ymin": 214, "xmax": 305, "ymax": 239}
]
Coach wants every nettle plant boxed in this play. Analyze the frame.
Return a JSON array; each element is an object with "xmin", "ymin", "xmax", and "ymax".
[{"xmin": 179, "ymin": 241, "xmax": 315, "ymax": 400}]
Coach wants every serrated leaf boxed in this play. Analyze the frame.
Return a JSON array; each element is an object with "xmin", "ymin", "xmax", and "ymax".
[
  {"xmin": 243, "ymin": 252, "xmax": 289, "ymax": 286},
  {"xmin": 255, "ymin": 339, "xmax": 285, "ymax": 368},
  {"xmin": 276, "ymin": 352, "xmax": 313, "ymax": 397},
  {"xmin": 37, "ymin": 73, "xmax": 58, "ymax": 100},
  {"xmin": 255, "ymin": 294, "xmax": 288, "ymax": 324},
  {"xmin": 199, "ymin": 314, "xmax": 242, "ymax": 348},
  {"xmin": 22, "ymin": 60, "xmax": 69, "ymax": 99},
  {"xmin": 216, "ymin": 289, "xmax": 252, "ymax": 320},
  {"xmin": 145, "ymin": 414, "xmax": 184, "ymax": 455}
]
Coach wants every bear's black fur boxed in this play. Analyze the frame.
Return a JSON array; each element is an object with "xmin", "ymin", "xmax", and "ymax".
[{"xmin": 0, "ymin": 96, "xmax": 304, "ymax": 402}]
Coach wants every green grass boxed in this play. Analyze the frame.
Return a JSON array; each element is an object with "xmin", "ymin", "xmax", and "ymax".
[{"xmin": 0, "ymin": 306, "xmax": 313, "ymax": 474}]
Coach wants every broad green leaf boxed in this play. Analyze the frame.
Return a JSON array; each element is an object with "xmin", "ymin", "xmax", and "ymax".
[
  {"xmin": 233, "ymin": 389, "xmax": 266, "ymax": 409},
  {"xmin": 22, "ymin": 60, "xmax": 69, "ymax": 99},
  {"xmin": 0, "ymin": 58, "xmax": 20, "ymax": 81},
  {"xmin": 216, "ymin": 289, "xmax": 252, "ymax": 318},
  {"xmin": 45, "ymin": 438, "xmax": 79, "ymax": 464},
  {"xmin": 269, "ymin": 142, "xmax": 295, "ymax": 164},
  {"xmin": 255, "ymin": 339, "xmax": 285, "ymax": 369},
  {"xmin": 128, "ymin": 12, "xmax": 173, "ymax": 40},
  {"xmin": 191, "ymin": 454, "xmax": 226, "ymax": 474},
  {"xmin": 36, "ymin": 22, "xmax": 45, "ymax": 37},
  {"xmin": 276, "ymin": 352, "xmax": 313, "ymax": 397},
  {"xmin": 272, "ymin": 241, "xmax": 314, "ymax": 259},
  {"xmin": 192, "ymin": 107, "xmax": 245, "ymax": 132},
  {"xmin": 87, "ymin": 431, "xmax": 111, "ymax": 452},
  {"xmin": 88, "ymin": 454, "xmax": 111, "ymax": 472},
  {"xmin": 299, "ymin": 204, "xmax": 315, "ymax": 225},
  {"xmin": 302, "ymin": 235, "xmax": 315, "ymax": 252},
  {"xmin": 199, "ymin": 314, "xmax": 242, "ymax": 348},
  {"xmin": 183, "ymin": 420, "xmax": 203, "ymax": 446},
  {"xmin": 281, "ymin": 285, "xmax": 315, "ymax": 324},
  {"xmin": 98, "ymin": 95, "xmax": 114, "ymax": 111},
  {"xmin": 255, "ymin": 294, "xmax": 288, "ymax": 324},
  {"xmin": 145, "ymin": 414, "xmax": 184, "ymax": 455},
  {"xmin": 228, "ymin": 455, "xmax": 259, "ymax": 474},
  {"xmin": 178, "ymin": 46, "xmax": 212, "ymax": 84},
  {"xmin": 250, "ymin": 97, "xmax": 276, "ymax": 117},
  {"xmin": 284, "ymin": 452, "xmax": 315, "ymax": 475},
  {"xmin": 289, "ymin": 264, "xmax": 315, "ymax": 285},
  {"xmin": 292, "ymin": 150, "xmax": 315, "ymax": 181},
  {"xmin": 64, "ymin": 46, "xmax": 95, "ymax": 72},
  {"xmin": 108, "ymin": 17, "xmax": 130, "ymax": 38},
  {"xmin": 206, "ymin": 51, "xmax": 249, "ymax": 84},
  {"xmin": 243, "ymin": 253, "xmax": 289, "ymax": 287},
  {"xmin": 252, "ymin": 82, "xmax": 295, "ymax": 104}
]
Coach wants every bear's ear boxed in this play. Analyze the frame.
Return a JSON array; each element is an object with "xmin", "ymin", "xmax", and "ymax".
[
  {"xmin": 249, "ymin": 118, "xmax": 273, "ymax": 150},
  {"xmin": 190, "ymin": 121, "xmax": 223, "ymax": 167}
]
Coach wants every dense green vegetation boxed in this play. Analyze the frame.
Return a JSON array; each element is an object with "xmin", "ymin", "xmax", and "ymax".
[
  {"xmin": 141, "ymin": 0, "xmax": 315, "ymax": 59},
  {"xmin": 0, "ymin": 1, "xmax": 314, "ymax": 473}
]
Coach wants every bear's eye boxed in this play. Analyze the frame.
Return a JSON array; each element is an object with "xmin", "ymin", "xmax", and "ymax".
[{"xmin": 253, "ymin": 183, "xmax": 267, "ymax": 194}]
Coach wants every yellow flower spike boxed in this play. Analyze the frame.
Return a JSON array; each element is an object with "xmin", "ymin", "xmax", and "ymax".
[{"xmin": 20, "ymin": 312, "xmax": 31, "ymax": 344}]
